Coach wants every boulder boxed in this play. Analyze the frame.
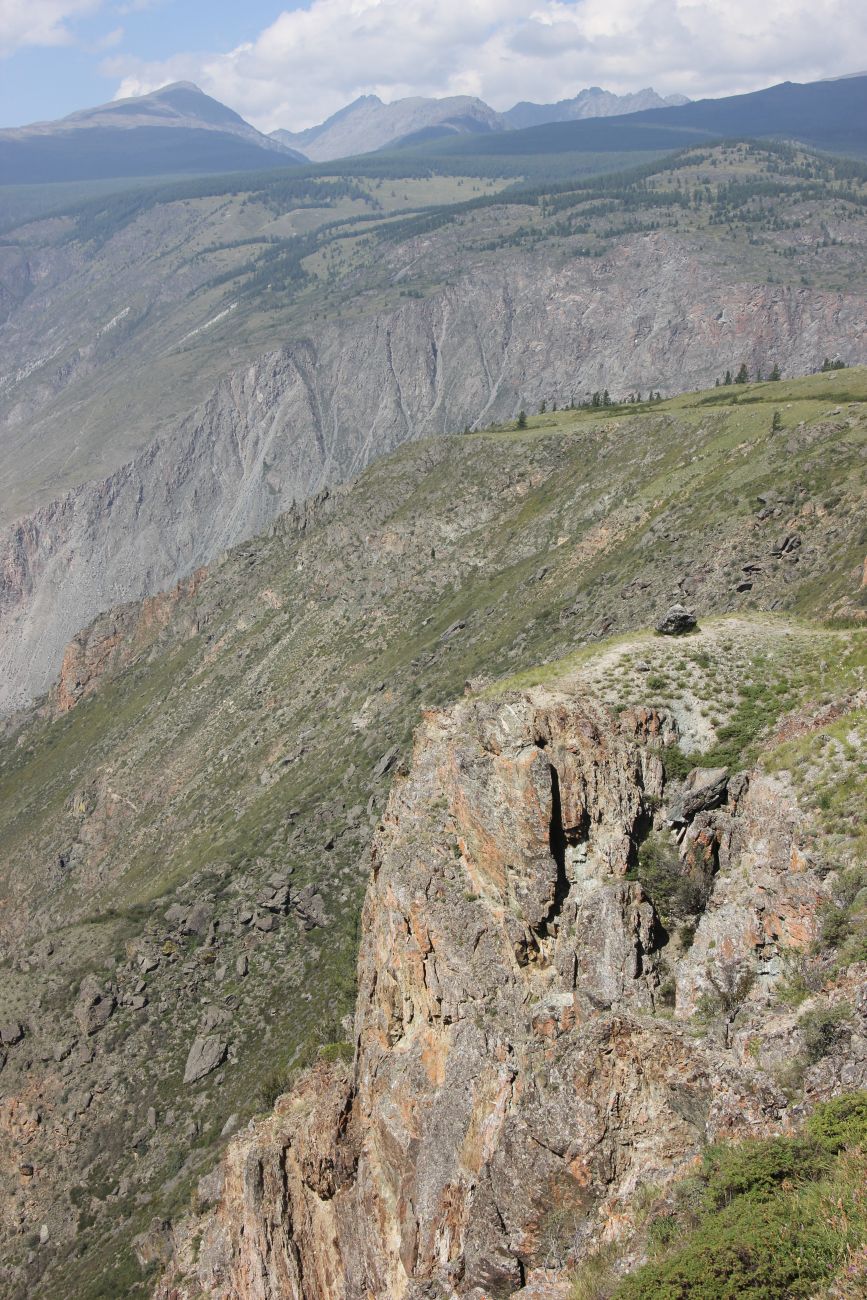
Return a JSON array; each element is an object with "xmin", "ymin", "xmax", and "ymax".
[
  {"xmin": 654, "ymin": 603, "xmax": 697, "ymax": 635},
  {"xmin": 373, "ymin": 745, "xmax": 399, "ymax": 777},
  {"xmin": 183, "ymin": 902, "xmax": 213, "ymax": 936},
  {"xmin": 74, "ymin": 977, "xmax": 116, "ymax": 1036},
  {"xmin": 668, "ymin": 767, "xmax": 729, "ymax": 825},
  {"xmin": 0, "ymin": 1022, "xmax": 25, "ymax": 1046},
  {"xmin": 256, "ymin": 884, "xmax": 290, "ymax": 913},
  {"xmin": 293, "ymin": 885, "xmax": 329, "ymax": 931},
  {"xmin": 183, "ymin": 1035, "xmax": 227, "ymax": 1085}
]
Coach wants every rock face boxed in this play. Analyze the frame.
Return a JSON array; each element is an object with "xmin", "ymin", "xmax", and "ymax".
[
  {"xmin": 159, "ymin": 684, "xmax": 862, "ymax": 1299},
  {"xmin": 2, "ymin": 238, "xmax": 865, "ymax": 715}
]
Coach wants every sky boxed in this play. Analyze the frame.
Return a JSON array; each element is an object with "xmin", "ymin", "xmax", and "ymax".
[{"xmin": 0, "ymin": 0, "xmax": 864, "ymax": 133}]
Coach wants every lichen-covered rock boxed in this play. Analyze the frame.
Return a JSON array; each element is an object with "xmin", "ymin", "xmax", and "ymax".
[
  {"xmin": 183, "ymin": 1036, "xmax": 227, "ymax": 1086},
  {"xmin": 73, "ymin": 976, "xmax": 115, "ymax": 1037},
  {"xmin": 654, "ymin": 603, "xmax": 697, "ymax": 635},
  {"xmin": 160, "ymin": 685, "xmax": 843, "ymax": 1300}
]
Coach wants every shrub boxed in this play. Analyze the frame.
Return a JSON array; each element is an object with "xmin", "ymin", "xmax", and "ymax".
[
  {"xmin": 256, "ymin": 1066, "xmax": 290, "ymax": 1110},
  {"xmin": 800, "ymin": 1004, "xmax": 851, "ymax": 1064},
  {"xmin": 614, "ymin": 1195, "xmax": 849, "ymax": 1299},
  {"xmin": 807, "ymin": 1092, "xmax": 867, "ymax": 1152},
  {"xmin": 701, "ymin": 1136, "xmax": 826, "ymax": 1209},
  {"xmin": 628, "ymin": 831, "xmax": 707, "ymax": 925},
  {"xmin": 609, "ymin": 1093, "xmax": 867, "ymax": 1300}
]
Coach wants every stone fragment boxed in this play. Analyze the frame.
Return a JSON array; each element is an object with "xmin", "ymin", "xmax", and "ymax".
[
  {"xmin": 74, "ymin": 977, "xmax": 116, "ymax": 1036},
  {"xmin": 668, "ymin": 767, "xmax": 729, "ymax": 824},
  {"xmin": 0, "ymin": 1022, "xmax": 25, "ymax": 1046},
  {"xmin": 256, "ymin": 884, "xmax": 290, "ymax": 913},
  {"xmin": 373, "ymin": 745, "xmax": 399, "ymax": 777},
  {"xmin": 292, "ymin": 885, "xmax": 328, "ymax": 930},
  {"xmin": 254, "ymin": 913, "xmax": 278, "ymax": 933},
  {"xmin": 184, "ymin": 902, "xmax": 213, "ymax": 936},
  {"xmin": 654, "ymin": 603, "xmax": 697, "ymax": 635},
  {"xmin": 183, "ymin": 1035, "xmax": 227, "ymax": 1085},
  {"xmin": 235, "ymin": 955, "xmax": 248, "ymax": 978}
]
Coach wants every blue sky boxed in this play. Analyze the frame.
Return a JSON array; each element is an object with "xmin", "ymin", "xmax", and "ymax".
[
  {"xmin": 0, "ymin": 2, "xmax": 302, "ymax": 126},
  {"xmin": 1, "ymin": 1, "xmax": 863, "ymax": 135}
]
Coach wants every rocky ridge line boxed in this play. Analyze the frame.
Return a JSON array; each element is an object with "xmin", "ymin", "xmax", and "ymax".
[{"xmin": 156, "ymin": 684, "xmax": 866, "ymax": 1299}]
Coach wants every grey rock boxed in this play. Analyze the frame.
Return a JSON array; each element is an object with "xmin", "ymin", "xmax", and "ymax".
[
  {"xmin": 293, "ymin": 884, "xmax": 329, "ymax": 930},
  {"xmin": 256, "ymin": 884, "xmax": 290, "ymax": 913},
  {"xmin": 200, "ymin": 1005, "xmax": 230, "ymax": 1033},
  {"xmin": 74, "ymin": 977, "xmax": 116, "ymax": 1036},
  {"xmin": 668, "ymin": 767, "xmax": 729, "ymax": 825},
  {"xmin": 183, "ymin": 902, "xmax": 213, "ymax": 936},
  {"xmin": 0, "ymin": 1022, "xmax": 25, "ymax": 1046},
  {"xmin": 373, "ymin": 745, "xmax": 399, "ymax": 778},
  {"xmin": 197, "ymin": 1167, "xmax": 225, "ymax": 1206},
  {"xmin": 655, "ymin": 603, "xmax": 697, "ymax": 636},
  {"xmin": 183, "ymin": 1035, "xmax": 228, "ymax": 1085},
  {"xmin": 220, "ymin": 1113, "xmax": 241, "ymax": 1139},
  {"xmin": 235, "ymin": 955, "xmax": 248, "ymax": 978},
  {"xmin": 253, "ymin": 913, "xmax": 278, "ymax": 933}
]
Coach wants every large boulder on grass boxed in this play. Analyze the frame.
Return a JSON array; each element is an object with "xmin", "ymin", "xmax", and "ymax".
[{"xmin": 655, "ymin": 604, "xmax": 697, "ymax": 636}]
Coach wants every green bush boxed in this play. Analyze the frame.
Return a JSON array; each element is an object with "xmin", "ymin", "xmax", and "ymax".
[
  {"xmin": 701, "ymin": 1136, "xmax": 826, "ymax": 1208},
  {"xmin": 799, "ymin": 1004, "xmax": 851, "ymax": 1064},
  {"xmin": 806, "ymin": 1092, "xmax": 867, "ymax": 1152},
  {"xmin": 614, "ymin": 1195, "xmax": 850, "ymax": 1299},
  {"xmin": 660, "ymin": 744, "xmax": 693, "ymax": 782},
  {"xmin": 628, "ymin": 831, "xmax": 708, "ymax": 924},
  {"xmin": 256, "ymin": 1066, "xmax": 291, "ymax": 1110},
  {"xmin": 611, "ymin": 1093, "xmax": 867, "ymax": 1300}
]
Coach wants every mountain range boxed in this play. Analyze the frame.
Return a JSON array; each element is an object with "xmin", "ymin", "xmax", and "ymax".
[
  {"xmin": 270, "ymin": 85, "xmax": 689, "ymax": 161},
  {"xmin": 2, "ymin": 73, "xmax": 865, "ymax": 190}
]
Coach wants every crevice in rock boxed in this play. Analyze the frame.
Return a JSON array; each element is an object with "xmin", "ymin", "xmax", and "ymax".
[{"xmin": 539, "ymin": 763, "xmax": 570, "ymax": 939}]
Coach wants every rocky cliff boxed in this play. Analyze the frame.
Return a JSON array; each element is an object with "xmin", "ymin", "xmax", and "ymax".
[
  {"xmin": 3, "ymin": 239, "xmax": 866, "ymax": 715},
  {"xmin": 158, "ymin": 679, "xmax": 866, "ymax": 1299},
  {"xmin": 1, "ymin": 371, "xmax": 864, "ymax": 1299}
]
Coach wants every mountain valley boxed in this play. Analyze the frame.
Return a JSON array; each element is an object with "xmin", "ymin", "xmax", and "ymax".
[
  {"xmin": 2, "ymin": 141, "xmax": 866, "ymax": 715},
  {"xmin": 0, "ymin": 62, "xmax": 866, "ymax": 1300}
]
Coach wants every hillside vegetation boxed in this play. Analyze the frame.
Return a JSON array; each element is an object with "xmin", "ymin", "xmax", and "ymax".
[{"xmin": 0, "ymin": 369, "xmax": 864, "ymax": 1297}]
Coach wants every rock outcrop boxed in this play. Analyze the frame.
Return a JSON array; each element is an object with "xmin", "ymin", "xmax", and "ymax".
[{"xmin": 159, "ymin": 685, "xmax": 863, "ymax": 1298}]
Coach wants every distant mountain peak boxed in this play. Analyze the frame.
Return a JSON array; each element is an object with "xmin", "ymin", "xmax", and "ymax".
[{"xmin": 0, "ymin": 82, "xmax": 305, "ymax": 182}]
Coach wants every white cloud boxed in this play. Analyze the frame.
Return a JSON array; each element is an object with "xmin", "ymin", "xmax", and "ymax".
[
  {"xmin": 0, "ymin": 0, "xmax": 104, "ymax": 57},
  {"xmin": 104, "ymin": 0, "xmax": 866, "ymax": 133}
]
